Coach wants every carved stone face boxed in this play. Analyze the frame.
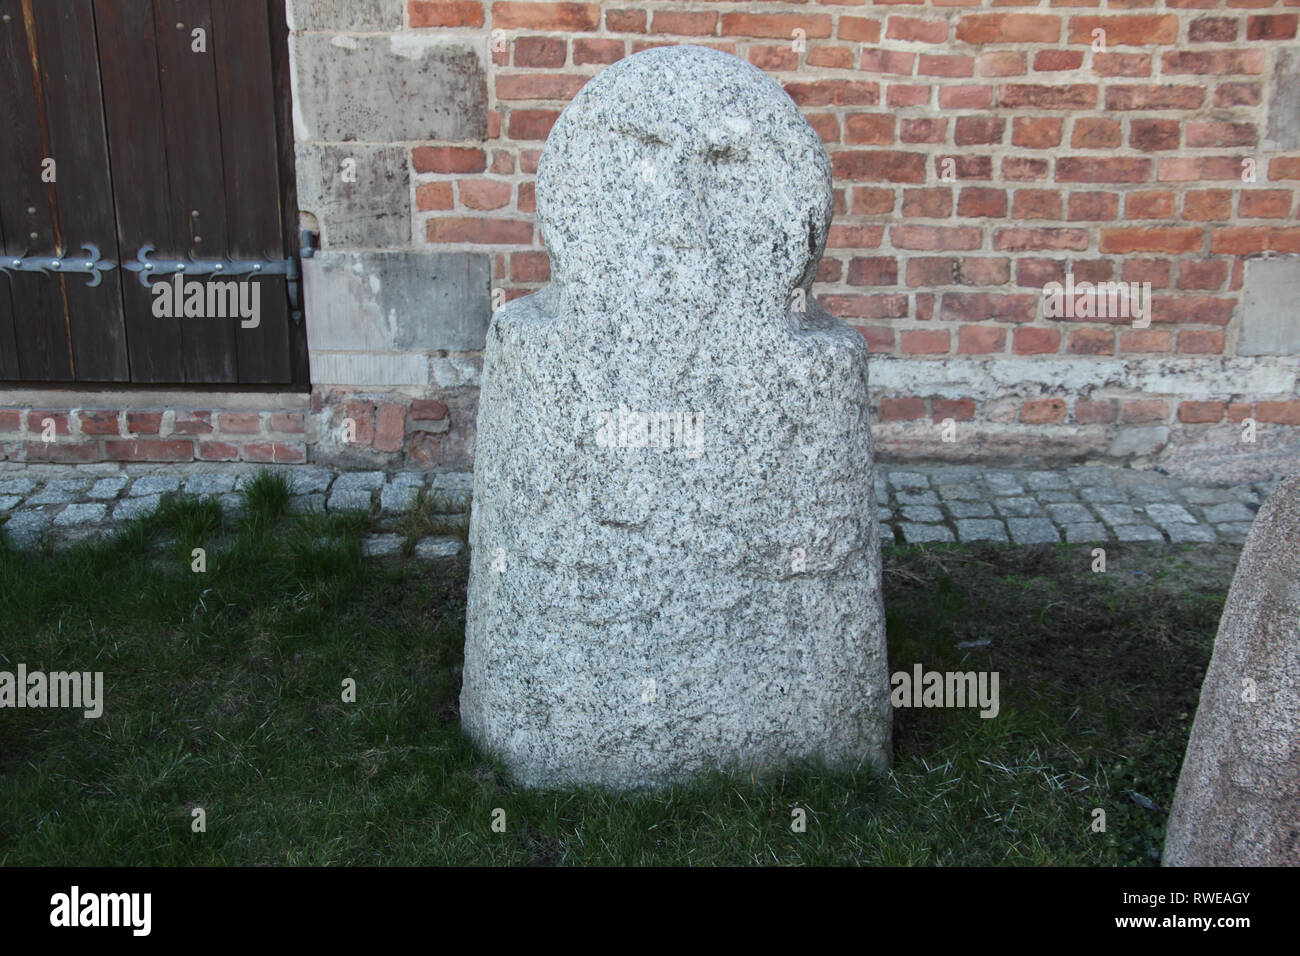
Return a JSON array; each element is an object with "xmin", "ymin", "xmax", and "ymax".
[{"xmin": 535, "ymin": 46, "xmax": 833, "ymax": 317}]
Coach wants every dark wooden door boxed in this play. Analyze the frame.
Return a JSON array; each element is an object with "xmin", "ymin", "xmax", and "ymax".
[{"xmin": 0, "ymin": 0, "xmax": 307, "ymax": 387}]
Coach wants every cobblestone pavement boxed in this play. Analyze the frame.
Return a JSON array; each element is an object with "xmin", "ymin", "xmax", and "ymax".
[{"xmin": 0, "ymin": 461, "xmax": 1274, "ymax": 552}]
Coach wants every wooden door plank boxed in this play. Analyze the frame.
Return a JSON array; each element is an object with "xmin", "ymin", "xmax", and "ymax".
[
  {"xmin": 211, "ymin": 0, "xmax": 291, "ymax": 385},
  {"xmin": 94, "ymin": 0, "xmax": 184, "ymax": 383},
  {"xmin": 35, "ymin": 0, "xmax": 129, "ymax": 382},
  {"xmin": 153, "ymin": 0, "xmax": 236, "ymax": 384},
  {"xmin": 0, "ymin": 0, "xmax": 74, "ymax": 381}
]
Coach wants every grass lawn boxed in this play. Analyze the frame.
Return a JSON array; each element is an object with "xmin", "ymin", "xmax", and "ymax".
[{"xmin": 0, "ymin": 473, "xmax": 1233, "ymax": 865}]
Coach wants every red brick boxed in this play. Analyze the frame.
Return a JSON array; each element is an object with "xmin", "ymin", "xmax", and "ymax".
[
  {"xmin": 342, "ymin": 404, "xmax": 375, "ymax": 446},
  {"xmin": 1100, "ymin": 227, "xmax": 1202, "ymax": 254},
  {"xmin": 886, "ymin": 16, "xmax": 948, "ymax": 41},
  {"xmin": 1149, "ymin": 296, "xmax": 1235, "ymax": 325},
  {"xmin": 0, "ymin": 410, "xmax": 21, "ymax": 432},
  {"xmin": 1075, "ymin": 399, "xmax": 1118, "ymax": 424},
  {"xmin": 749, "ymin": 45, "xmax": 798, "ymax": 71},
  {"xmin": 957, "ymin": 187, "xmax": 1007, "ymax": 218},
  {"xmin": 416, "ymin": 182, "xmax": 454, "ymax": 211},
  {"xmin": 508, "ymin": 109, "xmax": 560, "ymax": 140},
  {"xmin": 1131, "ymin": 119, "xmax": 1180, "ymax": 151},
  {"xmin": 848, "ymin": 257, "xmax": 899, "ymax": 286},
  {"xmin": 1178, "ymin": 329, "xmax": 1226, "ymax": 354},
  {"xmin": 826, "ymin": 225, "xmax": 885, "ymax": 248},
  {"xmin": 1178, "ymin": 401, "xmax": 1225, "ymax": 424},
  {"xmin": 932, "ymin": 398, "xmax": 976, "ymax": 422},
  {"xmin": 888, "ymin": 84, "xmax": 931, "ymax": 107},
  {"xmin": 1013, "ymin": 189, "xmax": 1063, "ymax": 219},
  {"xmin": 1121, "ymin": 400, "xmax": 1168, "ymax": 424},
  {"xmin": 1187, "ymin": 121, "xmax": 1257, "ymax": 148},
  {"xmin": 956, "ymin": 14, "xmax": 1062, "ymax": 42},
  {"xmin": 942, "ymin": 292, "xmax": 1038, "ymax": 322},
  {"xmin": 268, "ymin": 413, "xmax": 305, "ymax": 433},
  {"xmin": 919, "ymin": 54, "xmax": 974, "ymax": 77},
  {"xmin": 1120, "ymin": 329, "xmax": 1173, "ymax": 352},
  {"xmin": 78, "ymin": 410, "xmax": 120, "ymax": 435},
  {"xmin": 1247, "ymin": 14, "xmax": 1299, "ymax": 39},
  {"xmin": 1013, "ymin": 117, "xmax": 1062, "ymax": 148},
  {"xmin": 808, "ymin": 46, "xmax": 856, "ymax": 70},
  {"xmin": 1020, "ymin": 399, "xmax": 1067, "ymax": 424},
  {"xmin": 720, "ymin": 13, "xmax": 832, "ymax": 39},
  {"xmin": 1256, "ymin": 401, "xmax": 1300, "ymax": 425},
  {"xmin": 1034, "ymin": 49, "xmax": 1083, "ymax": 71},
  {"xmin": 105, "ymin": 439, "xmax": 193, "ymax": 462},
  {"xmin": 906, "ymin": 257, "xmax": 956, "ymax": 286},
  {"xmin": 900, "ymin": 330, "xmax": 951, "ymax": 354},
  {"xmin": 1003, "ymin": 157, "xmax": 1049, "ymax": 181},
  {"xmin": 1215, "ymin": 82, "xmax": 1261, "ymax": 107},
  {"xmin": 1176, "ymin": 260, "xmax": 1229, "ymax": 290},
  {"xmin": 653, "ymin": 11, "xmax": 717, "ymax": 35},
  {"xmin": 1162, "ymin": 50, "xmax": 1265, "ymax": 75},
  {"xmin": 999, "ymin": 84, "xmax": 1097, "ymax": 109},
  {"xmin": 833, "ymin": 150, "xmax": 925, "ymax": 183},
  {"xmin": 1227, "ymin": 402, "xmax": 1253, "ymax": 422},
  {"xmin": 878, "ymin": 397, "xmax": 928, "ymax": 421},
  {"xmin": 957, "ymin": 325, "xmax": 1007, "ymax": 353},
  {"xmin": 995, "ymin": 227, "xmax": 1090, "ymax": 251},
  {"xmin": 819, "ymin": 293, "xmax": 904, "ymax": 319},
  {"xmin": 517, "ymin": 181, "xmax": 536, "ymax": 213},
  {"xmin": 410, "ymin": 400, "xmax": 449, "ymax": 422},
  {"xmin": 197, "ymin": 441, "xmax": 239, "ymax": 462},
  {"xmin": 784, "ymin": 80, "xmax": 880, "ymax": 106},
  {"xmin": 1068, "ymin": 15, "xmax": 1178, "ymax": 44},
  {"xmin": 27, "ymin": 411, "xmax": 69, "ymax": 435},
  {"xmin": 492, "ymin": 3, "xmax": 598, "ymax": 31},
  {"xmin": 409, "ymin": 1, "xmax": 485, "ymax": 28},
  {"xmin": 1189, "ymin": 16, "xmax": 1239, "ymax": 41},
  {"xmin": 511, "ymin": 251, "xmax": 550, "ymax": 282},
  {"xmin": 412, "ymin": 147, "xmax": 485, "ymax": 174},
  {"xmin": 856, "ymin": 326, "xmax": 895, "ymax": 353},
  {"xmin": 1071, "ymin": 118, "xmax": 1121, "ymax": 149},
  {"xmin": 1125, "ymin": 190, "xmax": 1176, "ymax": 219},
  {"xmin": 939, "ymin": 86, "xmax": 994, "ymax": 109},
  {"xmin": 573, "ymin": 38, "xmax": 622, "ymax": 64},
  {"xmin": 373, "ymin": 404, "xmax": 406, "ymax": 453},
  {"xmin": 1068, "ymin": 329, "xmax": 1115, "ymax": 355},
  {"xmin": 1106, "ymin": 85, "xmax": 1204, "ymax": 110},
  {"xmin": 1056, "ymin": 157, "xmax": 1151, "ymax": 183},
  {"xmin": 978, "ymin": 51, "xmax": 1027, "ymax": 76},
  {"xmin": 845, "ymin": 114, "xmax": 895, "ymax": 146},
  {"xmin": 1183, "ymin": 190, "xmax": 1233, "ymax": 221},
  {"xmin": 852, "ymin": 187, "xmax": 895, "ymax": 215},
  {"xmin": 858, "ymin": 49, "xmax": 916, "ymax": 75},
  {"xmin": 513, "ymin": 35, "xmax": 566, "ymax": 67},
  {"xmin": 940, "ymin": 155, "xmax": 995, "ymax": 180},
  {"xmin": 1211, "ymin": 226, "xmax": 1300, "ymax": 255},
  {"xmin": 173, "ymin": 411, "xmax": 213, "ymax": 435},
  {"xmin": 893, "ymin": 224, "xmax": 983, "ymax": 250},
  {"xmin": 217, "ymin": 412, "xmax": 260, "ymax": 434},
  {"xmin": 838, "ymin": 16, "xmax": 882, "ymax": 42},
  {"xmin": 958, "ymin": 258, "xmax": 1011, "ymax": 285},
  {"xmin": 428, "ymin": 218, "xmax": 533, "ymax": 244},
  {"xmin": 496, "ymin": 73, "xmax": 587, "ymax": 101},
  {"xmin": 901, "ymin": 118, "xmax": 947, "ymax": 143},
  {"xmin": 1239, "ymin": 190, "xmax": 1293, "ymax": 218},
  {"xmin": 458, "ymin": 180, "xmax": 512, "ymax": 210},
  {"xmin": 605, "ymin": 9, "xmax": 644, "ymax": 32},
  {"xmin": 1068, "ymin": 192, "xmax": 1119, "ymax": 221},
  {"xmin": 955, "ymin": 116, "xmax": 1004, "ymax": 146},
  {"xmin": 1093, "ymin": 53, "xmax": 1152, "ymax": 77}
]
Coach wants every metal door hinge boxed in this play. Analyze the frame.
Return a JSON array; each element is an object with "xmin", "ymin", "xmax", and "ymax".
[
  {"xmin": 0, "ymin": 244, "xmax": 116, "ymax": 286},
  {"xmin": 123, "ymin": 244, "xmax": 300, "ymax": 287}
]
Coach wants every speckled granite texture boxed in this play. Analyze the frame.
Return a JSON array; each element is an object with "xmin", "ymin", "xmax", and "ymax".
[
  {"xmin": 461, "ymin": 46, "xmax": 890, "ymax": 788},
  {"xmin": 1163, "ymin": 473, "xmax": 1300, "ymax": 866}
]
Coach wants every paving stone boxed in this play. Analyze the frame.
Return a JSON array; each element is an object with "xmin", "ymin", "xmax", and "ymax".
[
  {"xmin": 29, "ymin": 479, "xmax": 90, "ymax": 505},
  {"xmin": 333, "ymin": 470, "xmax": 386, "ymax": 492},
  {"xmin": 896, "ymin": 490, "xmax": 940, "ymax": 506},
  {"xmin": 0, "ymin": 495, "xmax": 21, "ymax": 511},
  {"xmin": 1027, "ymin": 470, "xmax": 1070, "ymax": 490},
  {"xmin": 1229, "ymin": 485, "xmax": 1262, "ymax": 505},
  {"xmin": 995, "ymin": 496, "xmax": 1045, "ymax": 518},
  {"xmin": 888, "ymin": 471, "xmax": 930, "ymax": 490},
  {"xmin": 1095, "ymin": 503, "xmax": 1141, "ymax": 527},
  {"xmin": 947, "ymin": 500, "xmax": 994, "ymax": 518},
  {"xmin": 901, "ymin": 505, "xmax": 944, "ymax": 523},
  {"xmin": 1181, "ymin": 486, "xmax": 1234, "ymax": 505},
  {"xmin": 1046, "ymin": 502, "xmax": 1093, "ymax": 524},
  {"xmin": 414, "ymin": 536, "xmax": 463, "ymax": 559},
  {"xmin": 935, "ymin": 481, "xmax": 985, "ymax": 501},
  {"xmin": 1129, "ymin": 483, "xmax": 1178, "ymax": 503},
  {"xmin": 1036, "ymin": 488, "xmax": 1079, "ymax": 503},
  {"xmin": 113, "ymin": 494, "xmax": 162, "ymax": 522},
  {"xmin": 130, "ymin": 476, "xmax": 180, "ymax": 496},
  {"xmin": 0, "ymin": 477, "xmax": 37, "ymax": 495},
  {"xmin": 1203, "ymin": 502, "xmax": 1256, "ymax": 524},
  {"xmin": 380, "ymin": 481, "xmax": 422, "ymax": 513},
  {"xmin": 1144, "ymin": 502, "xmax": 1196, "ymax": 526},
  {"xmin": 1, "ymin": 508, "xmax": 51, "ymax": 547},
  {"xmin": 88, "ymin": 477, "xmax": 129, "ymax": 499},
  {"xmin": 954, "ymin": 518, "xmax": 1008, "ymax": 543},
  {"xmin": 184, "ymin": 473, "xmax": 238, "ymax": 495},
  {"xmin": 877, "ymin": 508, "xmax": 892, "ymax": 522},
  {"xmin": 288, "ymin": 493, "xmax": 326, "ymax": 515},
  {"xmin": 362, "ymin": 533, "xmax": 403, "ymax": 557},
  {"xmin": 1079, "ymin": 485, "xmax": 1128, "ymax": 504},
  {"xmin": 985, "ymin": 472, "xmax": 1024, "ymax": 495},
  {"xmin": 53, "ymin": 502, "xmax": 108, "ymax": 527},
  {"xmin": 1214, "ymin": 522, "xmax": 1254, "ymax": 544},
  {"xmin": 1114, "ymin": 524, "xmax": 1165, "ymax": 542},
  {"xmin": 1165, "ymin": 523, "xmax": 1217, "ymax": 543},
  {"xmin": 290, "ymin": 468, "xmax": 335, "ymax": 494},
  {"xmin": 1066, "ymin": 466, "xmax": 1112, "ymax": 487},
  {"xmin": 1007, "ymin": 517, "xmax": 1059, "ymax": 544},
  {"xmin": 899, "ymin": 522, "xmax": 954, "ymax": 544},
  {"xmin": 1063, "ymin": 522, "xmax": 1109, "ymax": 543}
]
